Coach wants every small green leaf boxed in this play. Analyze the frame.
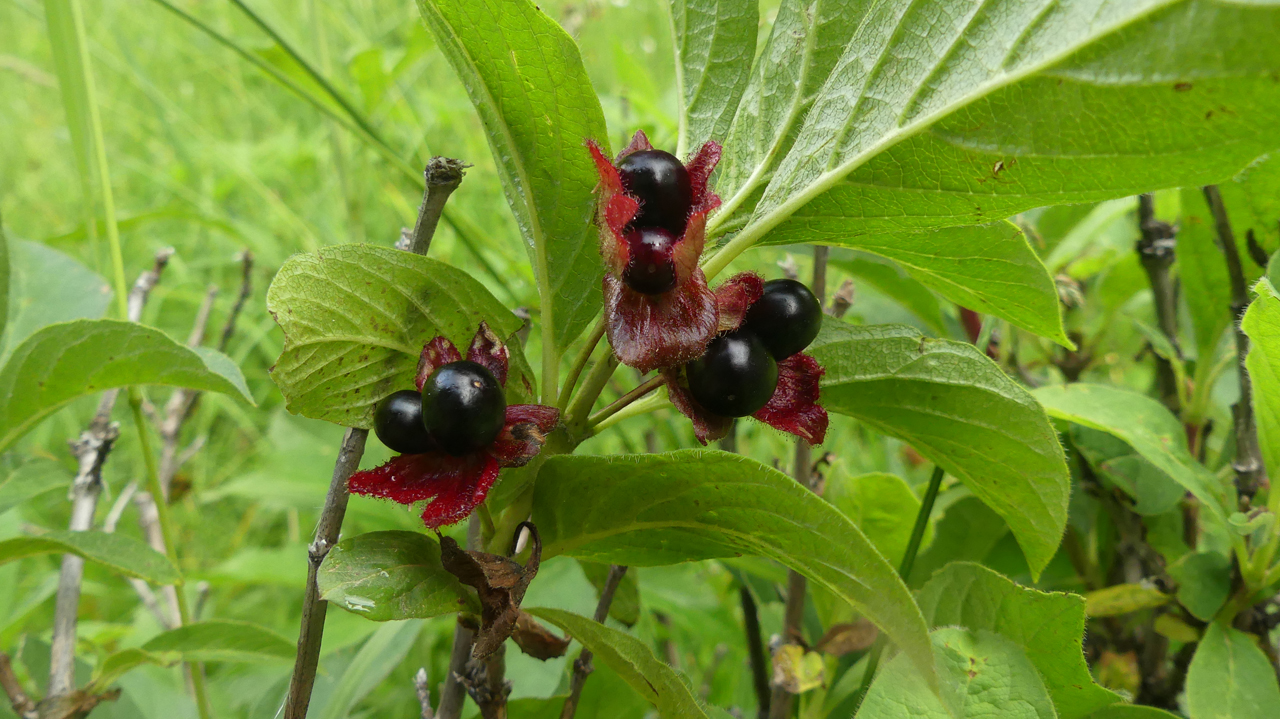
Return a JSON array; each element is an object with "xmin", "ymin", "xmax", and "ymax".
[
  {"xmin": 1084, "ymin": 705, "xmax": 1182, "ymax": 719},
  {"xmin": 810, "ymin": 321, "xmax": 1069, "ymax": 579},
  {"xmin": 417, "ymin": 0, "xmax": 609, "ymax": 355},
  {"xmin": 0, "ymin": 319, "xmax": 253, "ymax": 453},
  {"xmin": 579, "ymin": 561, "xmax": 640, "ymax": 626},
  {"xmin": 917, "ymin": 562, "xmax": 1120, "ymax": 719},
  {"xmin": 1085, "ymin": 584, "xmax": 1170, "ymax": 617},
  {"xmin": 1071, "ymin": 426, "xmax": 1184, "ymax": 516},
  {"xmin": 532, "ymin": 450, "xmax": 938, "ymax": 693},
  {"xmin": 88, "ymin": 648, "xmax": 173, "ymax": 693},
  {"xmin": 1034, "ymin": 383, "xmax": 1230, "ymax": 523},
  {"xmin": 267, "ymin": 244, "xmax": 534, "ymax": 427},
  {"xmin": 2, "ymin": 241, "xmax": 111, "ymax": 362},
  {"xmin": 1180, "ymin": 188, "xmax": 1234, "ymax": 377},
  {"xmin": 1227, "ymin": 510, "xmax": 1274, "ymax": 537},
  {"xmin": 825, "ymin": 469, "xmax": 920, "ymax": 567},
  {"xmin": 1242, "ymin": 278, "xmax": 1280, "ymax": 484},
  {"xmin": 909, "ymin": 496, "xmax": 1008, "ymax": 588},
  {"xmin": 1169, "ymin": 551, "xmax": 1232, "ymax": 622},
  {"xmin": 0, "ymin": 459, "xmax": 72, "ymax": 516},
  {"xmin": 527, "ymin": 607, "xmax": 710, "ymax": 718},
  {"xmin": 765, "ymin": 222, "xmax": 1070, "ymax": 346},
  {"xmin": 0, "ymin": 530, "xmax": 179, "ymax": 585},
  {"xmin": 1153, "ymin": 615, "xmax": 1200, "ymax": 644},
  {"xmin": 1185, "ymin": 623, "xmax": 1280, "ymax": 719},
  {"xmin": 141, "ymin": 620, "xmax": 295, "ymax": 663},
  {"xmin": 671, "ymin": 0, "xmax": 757, "ymax": 154},
  {"xmin": 317, "ymin": 530, "xmax": 478, "ymax": 621},
  {"xmin": 858, "ymin": 627, "xmax": 1055, "ymax": 719}
]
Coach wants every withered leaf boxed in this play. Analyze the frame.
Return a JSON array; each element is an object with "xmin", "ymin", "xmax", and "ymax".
[
  {"xmin": 511, "ymin": 611, "xmax": 570, "ymax": 660},
  {"xmin": 815, "ymin": 619, "xmax": 878, "ymax": 656},
  {"xmin": 439, "ymin": 521, "xmax": 541, "ymax": 659}
]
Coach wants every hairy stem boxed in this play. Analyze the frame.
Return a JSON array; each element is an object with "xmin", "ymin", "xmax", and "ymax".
[
  {"xmin": 1202, "ymin": 185, "xmax": 1266, "ymax": 501},
  {"xmin": 560, "ymin": 565, "xmax": 628, "ymax": 719}
]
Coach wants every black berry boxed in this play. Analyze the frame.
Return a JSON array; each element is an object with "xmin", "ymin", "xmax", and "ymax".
[
  {"xmin": 622, "ymin": 227, "xmax": 678, "ymax": 295},
  {"xmin": 744, "ymin": 279, "xmax": 822, "ymax": 360},
  {"xmin": 421, "ymin": 361, "xmax": 507, "ymax": 456},
  {"xmin": 617, "ymin": 149, "xmax": 692, "ymax": 236},
  {"xmin": 373, "ymin": 390, "xmax": 434, "ymax": 455},
  {"xmin": 686, "ymin": 330, "xmax": 778, "ymax": 417}
]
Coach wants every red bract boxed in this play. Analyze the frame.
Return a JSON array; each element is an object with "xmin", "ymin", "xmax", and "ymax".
[
  {"xmin": 665, "ymin": 272, "xmax": 828, "ymax": 445},
  {"xmin": 349, "ymin": 324, "xmax": 559, "ymax": 528},
  {"xmin": 590, "ymin": 130, "xmax": 723, "ymax": 373}
]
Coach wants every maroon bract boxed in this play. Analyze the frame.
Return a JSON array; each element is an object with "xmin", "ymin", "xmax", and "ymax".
[
  {"xmin": 664, "ymin": 272, "xmax": 829, "ymax": 445},
  {"xmin": 589, "ymin": 130, "xmax": 723, "ymax": 373},
  {"xmin": 348, "ymin": 324, "xmax": 559, "ymax": 528}
]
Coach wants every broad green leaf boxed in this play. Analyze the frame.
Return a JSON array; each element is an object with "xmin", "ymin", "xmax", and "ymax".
[
  {"xmin": 918, "ymin": 562, "xmax": 1120, "ymax": 719},
  {"xmin": 858, "ymin": 627, "xmax": 1055, "ymax": 719},
  {"xmin": 0, "ymin": 459, "xmax": 72, "ymax": 516},
  {"xmin": 1185, "ymin": 622, "xmax": 1280, "ymax": 719},
  {"xmin": 1169, "ymin": 551, "xmax": 1232, "ymax": 622},
  {"xmin": 1180, "ymin": 188, "xmax": 1234, "ymax": 373},
  {"xmin": 1243, "ymin": 278, "xmax": 1280, "ymax": 484},
  {"xmin": 0, "ymin": 319, "xmax": 252, "ymax": 453},
  {"xmin": 417, "ymin": 0, "xmax": 609, "ymax": 357},
  {"xmin": 1085, "ymin": 584, "xmax": 1170, "ymax": 617},
  {"xmin": 0, "ymin": 530, "xmax": 179, "ymax": 585},
  {"xmin": 1071, "ymin": 426, "xmax": 1183, "ymax": 516},
  {"xmin": 3, "ymin": 241, "xmax": 111, "ymax": 363},
  {"xmin": 266, "ymin": 244, "xmax": 534, "ymax": 427},
  {"xmin": 909, "ymin": 496, "xmax": 1007, "ymax": 587},
  {"xmin": 317, "ymin": 530, "xmax": 478, "ymax": 621},
  {"xmin": 528, "ymin": 607, "xmax": 710, "ymax": 718},
  {"xmin": 141, "ymin": 620, "xmax": 295, "ymax": 663},
  {"xmin": 825, "ymin": 469, "xmax": 920, "ymax": 567},
  {"xmin": 579, "ymin": 560, "xmax": 640, "ymax": 626},
  {"xmin": 88, "ymin": 648, "xmax": 172, "ymax": 693},
  {"xmin": 315, "ymin": 620, "xmax": 424, "ymax": 719},
  {"xmin": 1042, "ymin": 199, "xmax": 1136, "ymax": 274},
  {"xmin": 1228, "ymin": 152, "xmax": 1280, "ymax": 253},
  {"xmin": 809, "ymin": 321, "xmax": 1069, "ymax": 578},
  {"xmin": 671, "ymin": 0, "xmax": 757, "ymax": 155},
  {"xmin": 1034, "ymin": 383, "xmax": 1230, "ymax": 522},
  {"xmin": 828, "ymin": 254, "xmax": 946, "ymax": 334},
  {"xmin": 531, "ymin": 450, "xmax": 938, "ymax": 692},
  {"xmin": 1085, "ymin": 706, "xmax": 1182, "ymax": 719},
  {"xmin": 714, "ymin": 0, "xmax": 868, "ymax": 225},
  {"xmin": 761, "ymin": 221, "xmax": 1070, "ymax": 346},
  {"xmin": 739, "ymin": 0, "xmax": 1280, "ymax": 259}
]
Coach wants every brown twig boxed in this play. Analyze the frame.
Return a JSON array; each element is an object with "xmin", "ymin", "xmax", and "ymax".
[
  {"xmin": 48, "ymin": 249, "xmax": 170, "ymax": 698},
  {"xmin": 740, "ymin": 586, "xmax": 771, "ymax": 718},
  {"xmin": 0, "ymin": 653, "xmax": 37, "ymax": 719},
  {"xmin": 1136, "ymin": 193, "xmax": 1182, "ymax": 412},
  {"xmin": 415, "ymin": 668, "xmax": 434, "ymax": 719},
  {"xmin": 285, "ymin": 159, "xmax": 463, "ymax": 718},
  {"xmin": 1202, "ymin": 185, "xmax": 1267, "ymax": 501},
  {"xmin": 560, "ymin": 565, "xmax": 628, "ymax": 719},
  {"xmin": 438, "ymin": 517, "xmax": 481, "ymax": 718}
]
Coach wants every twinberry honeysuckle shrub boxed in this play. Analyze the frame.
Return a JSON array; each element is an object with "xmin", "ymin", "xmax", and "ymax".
[{"xmin": 352, "ymin": 323, "xmax": 559, "ymax": 528}]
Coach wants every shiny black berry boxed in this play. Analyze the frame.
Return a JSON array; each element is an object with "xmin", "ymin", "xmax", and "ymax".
[
  {"xmin": 622, "ymin": 227, "xmax": 678, "ymax": 295},
  {"xmin": 373, "ymin": 390, "xmax": 434, "ymax": 455},
  {"xmin": 421, "ymin": 361, "xmax": 507, "ymax": 456},
  {"xmin": 744, "ymin": 279, "xmax": 822, "ymax": 360},
  {"xmin": 617, "ymin": 149, "xmax": 692, "ymax": 236},
  {"xmin": 686, "ymin": 330, "xmax": 778, "ymax": 417}
]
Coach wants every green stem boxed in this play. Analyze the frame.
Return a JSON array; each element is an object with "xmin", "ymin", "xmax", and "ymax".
[
  {"xmin": 588, "ymin": 376, "xmax": 663, "ymax": 429},
  {"xmin": 592, "ymin": 392, "xmax": 668, "ymax": 433},
  {"xmin": 565, "ymin": 353, "xmax": 619, "ymax": 429},
  {"xmin": 557, "ymin": 319, "xmax": 605, "ymax": 410},
  {"xmin": 856, "ymin": 465, "xmax": 945, "ymax": 700},
  {"xmin": 130, "ymin": 392, "xmax": 211, "ymax": 719}
]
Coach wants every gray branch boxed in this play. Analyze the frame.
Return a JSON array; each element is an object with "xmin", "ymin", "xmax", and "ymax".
[{"xmin": 559, "ymin": 565, "xmax": 628, "ymax": 719}]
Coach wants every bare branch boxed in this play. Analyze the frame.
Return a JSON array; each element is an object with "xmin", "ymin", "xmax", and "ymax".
[
  {"xmin": 218, "ymin": 251, "xmax": 254, "ymax": 353},
  {"xmin": 559, "ymin": 565, "xmax": 628, "ymax": 719},
  {"xmin": 415, "ymin": 668, "xmax": 434, "ymax": 719},
  {"xmin": 1136, "ymin": 193, "xmax": 1182, "ymax": 412},
  {"xmin": 408, "ymin": 158, "xmax": 467, "ymax": 256},
  {"xmin": 0, "ymin": 653, "xmax": 37, "ymax": 719}
]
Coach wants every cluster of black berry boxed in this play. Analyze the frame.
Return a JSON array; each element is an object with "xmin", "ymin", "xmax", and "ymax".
[
  {"xmin": 374, "ymin": 361, "xmax": 506, "ymax": 456},
  {"xmin": 686, "ymin": 279, "xmax": 822, "ymax": 417},
  {"xmin": 617, "ymin": 149, "xmax": 692, "ymax": 295}
]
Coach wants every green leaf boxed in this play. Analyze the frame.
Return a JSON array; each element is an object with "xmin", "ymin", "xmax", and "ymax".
[
  {"xmin": 88, "ymin": 648, "xmax": 173, "ymax": 693},
  {"xmin": 1243, "ymin": 278, "xmax": 1280, "ymax": 482},
  {"xmin": 317, "ymin": 530, "xmax": 478, "ymax": 621},
  {"xmin": 917, "ymin": 562, "xmax": 1121, "ymax": 719},
  {"xmin": 1071, "ymin": 426, "xmax": 1184, "ymax": 516},
  {"xmin": 579, "ymin": 561, "xmax": 640, "ymax": 626},
  {"xmin": 1226, "ymin": 152, "xmax": 1280, "ymax": 254},
  {"xmin": 809, "ymin": 321, "xmax": 1069, "ymax": 578},
  {"xmin": 739, "ymin": 0, "xmax": 1280, "ymax": 260},
  {"xmin": 266, "ymin": 244, "xmax": 534, "ymax": 427},
  {"xmin": 671, "ymin": 0, "xmax": 757, "ymax": 155},
  {"xmin": 417, "ymin": 0, "xmax": 609, "ymax": 358},
  {"xmin": 1179, "ymin": 188, "xmax": 1234, "ymax": 374},
  {"xmin": 527, "ymin": 607, "xmax": 710, "ymax": 718},
  {"xmin": 0, "ymin": 459, "xmax": 72, "ymax": 516},
  {"xmin": 0, "ymin": 530, "xmax": 179, "ymax": 585},
  {"xmin": 141, "ymin": 620, "xmax": 295, "ymax": 663},
  {"xmin": 0, "ymin": 216, "xmax": 9, "ymax": 344},
  {"xmin": 1085, "ymin": 584, "xmax": 1170, "ymax": 618},
  {"xmin": 1084, "ymin": 706, "xmax": 1182, "ymax": 719},
  {"xmin": 1169, "ymin": 551, "xmax": 1232, "ymax": 622},
  {"xmin": 315, "ymin": 620, "xmax": 424, "ymax": 719},
  {"xmin": 0, "ymin": 319, "xmax": 252, "ymax": 453},
  {"xmin": 828, "ymin": 254, "xmax": 947, "ymax": 334},
  {"xmin": 1185, "ymin": 622, "xmax": 1280, "ymax": 719},
  {"xmin": 531, "ymin": 450, "xmax": 938, "ymax": 692},
  {"xmin": 1034, "ymin": 383, "xmax": 1230, "ymax": 523},
  {"xmin": 1042, "ymin": 199, "xmax": 1137, "ymax": 274},
  {"xmin": 909, "ymin": 496, "xmax": 1007, "ymax": 587},
  {"xmin": 825, "ymin": 469, "xmax": 920, "ymax": 567},
  {"xmin": 3, "ymin": 241, "xmax": 111, "ymax": 363},
  {"xmin": 858, "ymin": 627, "xmax": 1055, "ymax": 719},
  {"xmin": 761, "ymin": 221, "xmax": 1070, "ymax": 346}
]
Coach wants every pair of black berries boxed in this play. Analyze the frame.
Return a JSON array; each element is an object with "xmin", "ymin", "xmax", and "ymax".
[
  {"xmin": 374, "ymin": 362, "xmax": 506, "ymax": 456},
  {"xmin": 617, "ymin": 149, "xmax": 692, "ymax": 296},
  {"xmin": 686, "ymin": 279, "xmax": 822, "ymax": 418}
]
